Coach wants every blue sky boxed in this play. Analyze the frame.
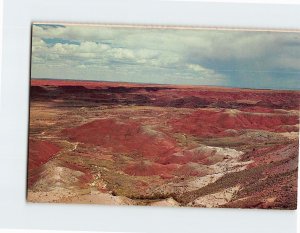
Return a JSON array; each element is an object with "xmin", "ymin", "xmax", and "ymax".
[{"xmin": 31, "ymin": 23, "xmax": 300, "ymax": 90}]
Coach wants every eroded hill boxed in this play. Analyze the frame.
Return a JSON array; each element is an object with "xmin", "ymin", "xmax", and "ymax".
[{"xmin": 27, "ymin": 79, "xmax": 299, "ymax": 209}]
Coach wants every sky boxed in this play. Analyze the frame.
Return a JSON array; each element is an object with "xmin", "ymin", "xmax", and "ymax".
[{"xmin": 31, "ymin": 23, "xmax": 300, "ymax": 90}]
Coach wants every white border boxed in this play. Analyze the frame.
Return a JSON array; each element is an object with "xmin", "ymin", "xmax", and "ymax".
[
  {"xmin": 31, "ymin": 21, "xmax": 300, "ymax": 32},
  {"xmin": 0, "ymin": 0, "xmax": 299, "ymax": 232},
  {"xmin": 168, "ymin": 0, "xmax": 300, "ymax": 4}
]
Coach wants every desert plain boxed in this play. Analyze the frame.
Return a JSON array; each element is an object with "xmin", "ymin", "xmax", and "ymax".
[{"xmin": 27, "ymin": 79, "xmax": 299, "ymax": 209}]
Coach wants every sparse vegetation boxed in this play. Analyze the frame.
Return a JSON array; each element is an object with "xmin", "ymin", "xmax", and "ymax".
[{"xmin": 27, "ymin": 79, "xmax": 299, "ymax": 209}]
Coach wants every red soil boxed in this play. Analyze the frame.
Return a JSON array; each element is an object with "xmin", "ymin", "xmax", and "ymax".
[
  {"xmin": 31, "ymin": 79, "xmax": 300, "ymax": 110},
  {"xmin": 62, "ymin": 119, "xmax": 178, "ymax": 158},
  {"xmin": 61, "ymin": 161, "xmax": 93, "ymax": 188},
  {"xmin": 123, "ymin": 161, "xmax": 179, "ymax": 178},
  {"xmin": 239, "ymin": 106, "xmax": 277, "ymax": 113},
  {"xmin": 28, "ymin": 139, "xmax": 60, "ymax": 170},
  {"xmin": 30, "ymin": 79, "xmax": 299, "ymax": 93},
  {"xmin": 247, "ymin": 143, "xmax": 299, "ymax": 169},
  {"xmin": 31, "ymin": 79, "xmax": 181, "ymax": 89},
  {"xmin": 170, "ymin": 109, "xmax": 299, "ymax": 137},
  {"xmin": 28, "ymin": 79, "xmax": 299, "ymax": 208}
]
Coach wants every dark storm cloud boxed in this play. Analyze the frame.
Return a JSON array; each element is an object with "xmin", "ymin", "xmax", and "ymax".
[{"xmin": 31, "ymin": 24, "xmax": 300, "ymax": 90}]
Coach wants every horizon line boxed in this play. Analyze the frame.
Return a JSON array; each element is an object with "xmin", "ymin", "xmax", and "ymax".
[{"xmin": 30, "ymin": 77, "xmax": 300, "ymax": 92}]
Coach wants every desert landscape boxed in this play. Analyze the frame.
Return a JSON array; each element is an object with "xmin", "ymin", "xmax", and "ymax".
[{"xmin": 27, "ymin": 78, "xmax": 299, "ymax": 209}]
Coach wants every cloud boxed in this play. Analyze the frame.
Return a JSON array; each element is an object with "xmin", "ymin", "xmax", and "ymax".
[{"xmin": 31, "ymin": 24, "xmax": 300, "ymax": 90}]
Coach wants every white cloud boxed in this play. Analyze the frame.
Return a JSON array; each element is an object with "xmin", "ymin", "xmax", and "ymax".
[
  {"xmin": 30, "ymin": 24, "xmax": 300, "ymax": 89},
  {"xmin": 188, "ymin": 64, "xmax": 212, "ymax": 73}
]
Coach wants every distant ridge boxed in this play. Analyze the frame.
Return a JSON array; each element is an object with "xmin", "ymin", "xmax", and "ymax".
[{"xmin": 30, "ymin": 78, "xmax": 299, "ymax": 93}]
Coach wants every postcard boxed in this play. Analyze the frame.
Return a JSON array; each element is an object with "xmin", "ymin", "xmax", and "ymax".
[{"xmin": 27, "ymin": 23, "xmax": 299, "ymax": 209}]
